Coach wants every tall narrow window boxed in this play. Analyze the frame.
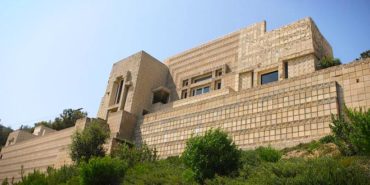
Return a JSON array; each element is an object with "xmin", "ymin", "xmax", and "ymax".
[
  {"xmin": 183, "ymin": 79, "xmax": 189, "ymax": 87},
  {"xmin": 215, "ymin": 80, "xmax": 222, "ymax": 90},
  {"xmin": 114, "ymin": 80, "xmax": 124, "ymax": 104},
  {"xmin": 216, "ymin": 69, "xmax": 222, "ymax": 77},
  {"xmin": 181, "ymin": 90, "xmax": 188, "ymax": 99},
  {"xmin": 284, "ymin": 62, "xmax": 289, "ymax": 79}
]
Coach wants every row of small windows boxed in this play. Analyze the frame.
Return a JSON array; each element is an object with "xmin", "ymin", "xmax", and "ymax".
[{"xmin": 181, "ymin": 80, "xmax": 222, "ymax": 99}]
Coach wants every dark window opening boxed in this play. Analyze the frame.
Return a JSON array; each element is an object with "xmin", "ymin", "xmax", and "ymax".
[
  {"xmin": 152, "ymin": 90, "xmax": 169, "ymax": 104},
  {"xmin": 261, "ymin": 71, "xmax": 278, "ymax": 85},
  {"xmin": 216, "ymin": 69, "xmax": 223, "ymax": 77},
  {"xmin": 284, "ymin": 62, "xmax": 288, "ymax": 79},
  {"xmin": 183, "ymin": 79, "xmax": 189, "ymax": 87},
  {"xmin": 215, "ymin": 80, "xmax": 222, "ymax": 90},
  {"xmin": 142, "ymin": 109, "xmax": 149, "ymax": 115},
  {"xmin": 181, "ymin": 90, "xmax": 188, "ymax": 99},
  {"xmin": 114, "ymin": 80, "xmax": 124, "ymax": 104}
]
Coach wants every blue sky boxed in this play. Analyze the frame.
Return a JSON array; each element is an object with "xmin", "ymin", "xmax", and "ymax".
[{"xmin": 0, "ymin": 0, "xmax": 369, "ymax": 129}]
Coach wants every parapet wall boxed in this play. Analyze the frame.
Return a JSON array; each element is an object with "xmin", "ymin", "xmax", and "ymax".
[
  {"xmin": 136, "ymin": 59, "xmax": 370, "ymax": 157},
  {"xmin": 0, "ymin": 118, "xmax": 92, "ymax": 182}
]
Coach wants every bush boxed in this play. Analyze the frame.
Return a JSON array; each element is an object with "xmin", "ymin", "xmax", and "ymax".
[
  {"xmin": 360, "ymin": 50, "xmax": 370, "ymax": 59},
  {"xmin": 17, "ymin": 170, "xmax": 47, "ymax": 185},
  {"xmin": 1, "ymin": 178, "xmax": 9, "ymax": 185},
  {"xmin": 318, "ymin": 56, "xmax": 341, "ymax": 69},
  {"xmin": 124, "ymin": 156, "xmax": 197, "ymax": 185},
  {"xmin": 112, "ymin": 143, "xmax": 157, "ymax": 167},
  {"xmin": 246, "ymin": 157, "xmax": 369, "ymax": 185},
  {"xmin": 46, "ymin": 165, "xmax": 78, "ymax": 185},
  {"xmin": 255, "ymin": 146, "xmax": 282, "ymax": 162},
  {"xmin": 330, "ymin": 107, "xmax": 370, "ymax": 155},
  {"xmin": 70, "ymin": 119, "xmax": 110, "ymax": 163},
  {"xmin": 79, "ymin": 156, "xmax": 127, "ymax": 185},
  {"xmin": 182, "ymin": 129, "xmax": 241, "ymax": 183},
  {"xmin": 319, "ymin": 135, "xmax": 335, "ymax": 144}
]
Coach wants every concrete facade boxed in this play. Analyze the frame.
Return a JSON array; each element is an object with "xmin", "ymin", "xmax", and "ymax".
[{"xmin": 1, "ymin": 17, "xmax": 370, "ymax": 181}]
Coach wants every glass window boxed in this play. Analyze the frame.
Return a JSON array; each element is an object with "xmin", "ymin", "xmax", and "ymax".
[
  {"xmin": 261, "ymin": 71, "xmax": 278, "ymax": 85},
  {"xmin": 192, "ymin": 86, "xmax": 210, "ymax": 96},
  {"xmin": 114, "ymin": 80, "xmax": 124, "ymax": 104},
  {"xmin": 203, "ymin": 86, "xmax": 210, "ymax": 93},
  {"xmin": 196, "ymin": 88, "xmax": 203, "ymax": 95}
]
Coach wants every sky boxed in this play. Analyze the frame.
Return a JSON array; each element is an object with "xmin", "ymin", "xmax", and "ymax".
[{"xmin": 0, "ymin": 0, "xmax": 369, "ymax": 129}]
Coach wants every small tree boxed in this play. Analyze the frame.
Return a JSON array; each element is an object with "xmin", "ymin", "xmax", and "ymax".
[
  {"xmin": 70, "ymin": 119, "xmax": 110, "ymax": 163},
  {"xmin": 112, "ymin": 143, "xmax": 157, "ymax": 167},
  {"xmin": 318, "ymin": 56, "xmax": 341, "ymax": 69},
  {"xmin": 79, "ymin": 156, "xmax": 127, "ymax": 185},
  {"xmin": 330, "ymin": 106, "xmax": 370, "ymax": 155},
  {"xmin": 360, "ymin": 50, "xmax": 370, "ymax": 59},
  {"xmin": 182, "ymin": 129, "xmax": 241, "ymax": 183}
]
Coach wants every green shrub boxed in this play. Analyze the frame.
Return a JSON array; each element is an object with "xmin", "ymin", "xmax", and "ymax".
[
  {"xmin": 79, "ymin": 156, "xmax": 127, "ymax": 185},
  {"xmin": 46, "ymin": 165, "xmax": 78, "ymax": 185},
  {"xmin": 360, "ymin": 50, "xmax": 370, "ymax": 59},
  {"xmin": 112, "ymin": 143, "xmax": 157, "ymax": 167},
  {"xmin": 17, "ymin": 170, "xmax": 47, "ymax": 185},
  {"xmin": 255, "ymin": 146, "xmax": 282, "ymax": 162},
  {"xmin": 319, "ymin": 135, "xmax": 335, "ymax": 144},
  {"xmin": 182, "ymin": 129, "xmax": 241, "ymax": 183},
  {"xmin": 330, "ymin": 107, "xmax": 370, "ymax": 155},
  {"xmin": 240, "ymin": 150, "xmax": 261, "ymax": 167},
  {"xmin": 318, "ymin": 56, "xmax": 341, "ymax": 69},
  {"xmin": 246, "ymin": 157, "xmax": 368, "ymax": 185},
  {"xmin": 1, "ymin": 178, "xmax": 9, "ymax": 185},
  {"xmin": 124, "ymin": 156, "xmax": 196, "ymax": 185},
  {"xmin": 70, "ymin": 119, "xmax": 110, "ymax": 163}
]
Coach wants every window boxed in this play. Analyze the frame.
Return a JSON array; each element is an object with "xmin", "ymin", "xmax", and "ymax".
[
  {"xmin": 114, "ymin": 80, "xmax": 124, "ymax": 104},
  {"xmin": 192, "ymin": 86, "xmax": 210, "ymax": 96},
  {"xmin": 181, "ymin": 90, "xmax": 188, "ymax": 99},
  {"xmin": 142, "ymin": 109, "xmax": 149, "ymax": 115},
  {"xmin": 215, "ymin": 80, "xmax": 222, "ymax": 90},
  {"xmin": 284, "ymin": 62, "xmax": 288, "ymax": 79},
  {"xmin": 261, "ymin": 71, "xmax": 278, "ymax": 85},
  {"xmin": 182, "ymin": 79, "xmax": 189, "ymax": 87},
  {"xmin": 193, "ymin": 74, "xmax": 212, "ymax": 83},
  {"xmin": 152, "ymin": 90, "xmax": 169, "ymax": 104},
  {"xmin": 216, "ymin": 69, "xmax": 223, "ymax": 77}
]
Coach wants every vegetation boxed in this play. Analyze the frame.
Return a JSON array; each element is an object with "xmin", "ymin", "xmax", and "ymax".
[
  {"xmin": 19, "ymin": 108, "xmax": 87, "ymax": 133},
  {"xmin": 79, "ymin": 156, "xmax": 126, "ymax": 185},
  {"xmin": 70, "ymin": 119, "xmax": 110, "ymax": 163},
  {"xmin": 5, "ymin": 106, "xmax": 370, "ymax": 185},
  {"xmin": 112, "ymin": 143, "xmax": 157, "ymax": 167},
  {"xmin": 318, "ymin": 56, "xmax": 341, "ymax": 69},
  {"xmin": 330, "ymin": 106, "xmax": 370, "ymax": 156},
  {"xmin": 255, "ymin": 146, "xmax": 282, "ymax": 162},
  {"xmin": 0, "ymin": 124, "xmax": 13, "ymax": 147},
  {"xmin": 46, "ymin": 165, "xmax": 78, "ymax": 185},
  {"xmin": 357, "ymin": 50, "xmax": 370, "ymax": 60},
  {"xmin": 182, "ymin": 129, "xmax": 241, "ymax": 183},
  {"xmin": 37, "ymin": 109, "xmax": 87, "ymax": 131}
]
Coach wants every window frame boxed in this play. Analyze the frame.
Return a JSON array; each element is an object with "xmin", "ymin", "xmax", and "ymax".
[{"xmin": 260, "ymin": 70, "xmax": 279, "ymax": 85}]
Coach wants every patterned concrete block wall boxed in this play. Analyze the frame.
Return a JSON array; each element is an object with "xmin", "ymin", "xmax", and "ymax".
[
  {"xmin": 136, "ymin": 59, "xmax": 370, "ymax": 157},
  {"xmin": 164, "ymin": 29, "xmax": 241, "ymax": 99},
  {"xmin": 0, "ymin": 127, "xmax": 75, "ymax": 182}
]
